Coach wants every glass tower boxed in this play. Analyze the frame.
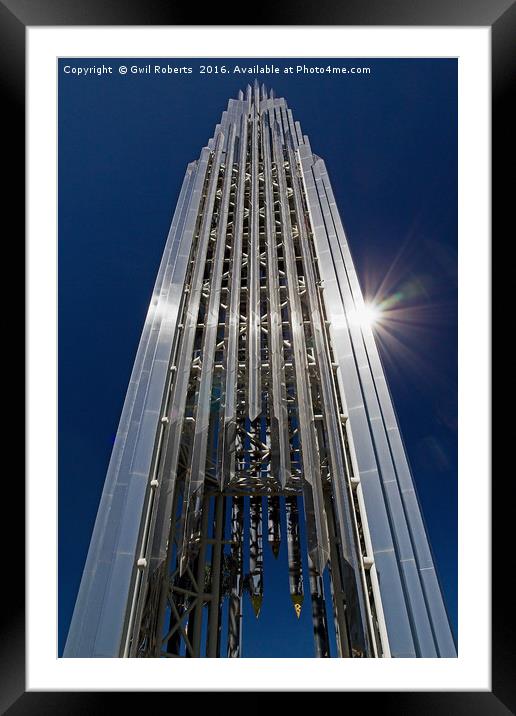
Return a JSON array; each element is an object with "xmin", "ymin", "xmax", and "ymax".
[{"xmin": 64, "ymin": 83, "xmax": 456, "ymax": 658}]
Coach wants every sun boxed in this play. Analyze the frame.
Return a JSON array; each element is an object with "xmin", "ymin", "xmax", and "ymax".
[
  {"xmin": 360, "ymin": 304, "xmax": 381, "ymax": 328},
  {"xmin": 349, "ymin": 303, "xmax": 382, "ymax": 330}
]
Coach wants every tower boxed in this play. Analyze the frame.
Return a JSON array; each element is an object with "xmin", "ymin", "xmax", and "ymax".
[{"xmin": 64, "ymin": 83, "xmax": 456, "ymax": 658}]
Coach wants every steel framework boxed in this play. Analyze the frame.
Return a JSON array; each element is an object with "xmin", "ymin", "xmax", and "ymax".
[{"xmin": 64, "ymin": 84, "xmax": 456, "ymax": 658}]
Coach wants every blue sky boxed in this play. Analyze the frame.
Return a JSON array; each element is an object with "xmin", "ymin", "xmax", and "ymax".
[{"xmin": 58, "ymin": 57, "xmax": 457, "ymax": 657}]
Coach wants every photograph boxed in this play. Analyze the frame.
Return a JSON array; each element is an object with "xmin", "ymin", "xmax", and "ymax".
[
  {"xmin": 58, "ymin": 57, "xmax": 458, "ymax": 660},
  {"xmin": 11, "ymin": 6, "xmax": 505, "ymax": 706}
]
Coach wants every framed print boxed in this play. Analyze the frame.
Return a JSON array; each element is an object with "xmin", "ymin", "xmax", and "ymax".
[{"xmin": 9, "ymin": 0, "xmax": 511, "ymax": 710}]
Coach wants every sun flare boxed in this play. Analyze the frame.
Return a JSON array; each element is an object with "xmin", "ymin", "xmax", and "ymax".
[{"xmin": 349, "ymin": 303, "xmax": 382, "ymax": 329}]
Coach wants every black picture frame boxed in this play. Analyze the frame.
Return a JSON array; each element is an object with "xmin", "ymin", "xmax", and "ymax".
[{"xmin": 8, "ymin": 0, "xmax": 509, "ymax": 711}]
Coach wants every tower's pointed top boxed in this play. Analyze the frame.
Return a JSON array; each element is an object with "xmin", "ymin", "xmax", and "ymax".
[
  {"xmin": 252, "ymin": 79, "xmax": 261, "ymax": 115},
  {"xmin": 237, "ymin": 84, "xmax": 274, "ymax": 108}
]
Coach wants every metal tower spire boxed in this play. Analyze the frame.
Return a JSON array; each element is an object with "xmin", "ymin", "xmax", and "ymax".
[{"xmin": 64, "ymin": 87, "xmax": 456, "ymax": 659}]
